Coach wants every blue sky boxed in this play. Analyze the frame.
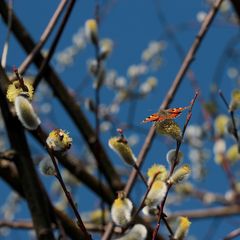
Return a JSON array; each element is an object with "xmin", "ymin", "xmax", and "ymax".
[{"xmin": 1, "ymin": 0, "xmax": 240, "ymax": 239}]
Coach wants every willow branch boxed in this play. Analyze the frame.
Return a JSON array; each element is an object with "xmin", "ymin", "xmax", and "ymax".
[
  {"xmin": 0, "ymin": 220, "xmax": 124, "ymax": 235},
  {"xmin": 230, "ymin": 0, "xmax": 240, "ymax": 23},
  {"xmin": 15, "ymin": 0, "xmax": 68, "ymax": 76},
  {"xmin": 224, "ymin": 227, "xmax": 240, "ymax": 240},
  {"xmin": 0, "ymin": 0, "xmax": 122, "ymax": 192},
  {"xmin": 0, "ymin": 156, "xmax": 88, "ymax": 239},
  {"xmin": 31, "ymin": 129, "xmax": 115, "ymax": 205},
  {"xmin": 152, "ymin": 92, "xmax": 198, "ymax": 240},
  {"xmin": 124, "ymin": 0, "xmax": 224, "ymax": 196},
  {"xmin": 0, "ymin": 65, "xmax": 55, "ymax": 240},
  {"xmin": 33, "ymin": 0, "xmax": 76, "ymax": 88},
  {"xmin": 168, "ymin": 205, "xmax": 240, "ymax": 220},
  {"xmin": 1, "ymin": 0, "xmax": 12, "ymax": 68},
  {"xmin": 219, "ymin": 90, "xmax": 240, "ymax": 152},
  {"xmin": 102, "ymin": 0, "xmax": 223, "ymax": 238},
  {"xmin": 0, "ymin": 220, "xmax": 36, "ymax": 230},
  {"xmin": 46, "ymin": 146, "xmax": 92, "ymax": 240}
]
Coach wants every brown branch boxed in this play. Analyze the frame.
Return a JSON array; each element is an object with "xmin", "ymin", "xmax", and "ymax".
[
  {"xmin": 1, "ymin": 0, "xmax": 12, "ymax": 68},
  {"xmin": 0, "ymin": 219, "xmax": 124, "ymax": 234},
  {"xmin": 219, "ymin": 90, "xmax": 240, "ymax": 152},
  {"xmin": 0, "ymin": 158, "xmax": 23, "ymax": 196},
  {"xmin": 102, "ymin": 0, "xmax": 223, "ymax": 237},
  {"xmin": 124, "ymin": 0, "xmax": 224, "ymax": 197},
  {"xmin": 0, "ymin": 48, "xmax": 115, "ymax": 205},
  {"xmin": 33, "ymin": 0, "xmax": 76, "ymax": 88},
  {"xmin": 31, "ymin": 129, "xmax": 115, "ymax": 205},
  {"xmin": 0, "ymin": 154, "xmax": 163, "ymax": 240},
  {"xmin": 15, "ymin": 0, "xmax": 68, "ymax": 76},
  {"xmin": 230, "ymin": 0, "xmax": 240, "ymax": 23},
  {"xmin": 224, "ymin": 227, "xmax": 240, "ymax": 240},
  {"xmin": 46, "ymin": 146, "xmax": 92, "ymax": 240},
  {"xmin": 152, "ymin": 92, "xmax": 198, "ymax": 240},
  {"xmin": 0, "ymin": 220, "xmax": 36, "ymax": 230},
  {"xmin": 0, "ymin": 156, "xmax": 89, "ymax": 239},
  {"xmin": 0, "ymin": 0, "xmax": 122, "ymax": 193},
  {"xmin": 168, "ymin": 205, "xmax": 240, "ymax": 220},
  {"xmin": 0, "ymin": 65, "xmax": 55, "ymax": 240}
]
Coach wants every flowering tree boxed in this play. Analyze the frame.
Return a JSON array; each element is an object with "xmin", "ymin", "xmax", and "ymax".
[{"xmin": 0, "ymin": 0, "xmax": 240, "ymax": 240}]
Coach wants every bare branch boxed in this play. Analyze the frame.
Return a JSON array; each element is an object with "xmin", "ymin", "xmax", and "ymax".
[
  {"xmin": 102, "ymin": 0, "xmax": 223, "ymax": 237},
  {"xmin": 219, "ymin": 89, "xmax": 240, "ymax": 152},
  {"xmin": 0, "ymin": 65, "xmax": 55, "ymax": 239},
  {"xmin": 230, "ymin": 0, "xmax": 240, "ymax": 23},
  {"xmin": 224, "ymin": 227, "xmax": 240, "ymax": 240},
  {"xmin": 168, "ymin": 205, "xmax": 240, "ymax": 220},
  {"xmin": 16, "ymin": 0, "xmax": 68, "ymax": 76},
  {"xmin": 0, "ymin": 156, "xmax": 89, "ymax": 239},
  {"xmin": 0, "ymin": 0, "xmax": 122, "ymax": 192},
  {"xmin": 0, "ymin": 220, "xmax": 36, "ymax": 230},
  {"xmin": 1, "ymin": 0, "xmax": 12, "ymax": 68},
  {"xmin": 33, "ymin": 0, "xmax": 76, "ymax": 88}
]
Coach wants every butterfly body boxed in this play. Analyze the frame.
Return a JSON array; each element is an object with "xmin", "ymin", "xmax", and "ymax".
[{"xmin": 142, "ymin": 106, "xmax": 189, "ymax": 123}]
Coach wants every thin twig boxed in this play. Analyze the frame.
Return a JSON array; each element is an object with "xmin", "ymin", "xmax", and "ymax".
[
  {"xmin": 230, "ymin": 0, "xmax": 240, "ymax": 23},
  {"xmin": 0, "ymin": 220, "xmax": 39, "ymax": 230},
  {"xmin": 46, "ymin": 146, "xmax": 92, "ymax": 240},
  {"xmin": 1, "ymin": 0, "xmax": 12, "ymax": 68},
  {"xmin": 13, "ymin": 67, "xmax": 28, "ymax": 91},
  {"xmin": 15, "ymin": 0, "xmax": 68, "ymax": 76},
  {"xmin": 33, "ymin": 0, "xmax": 76, "ymax": 88},
  {"xmin": 221, "ymin": 156, "xmax": 238, "ymax": 196},
  {"xmin": 102, "ymin": 0, "xmax": 223, "ymax": 237},
  {"xmin": 92, "ymin": 15, "xmax": 108, "ymax": 229},
  {"xmin": 152, "ymin": 92, "xmax": 198, "ymax": 240},
  {"xmin": 168, "ymin": 205, "xmax": 240, "ymax": 220},
  {"xmin": 0, "ymin": 219, "xmax": 124, "ymax": 234},
  {"xmin": 219, "ymin": 89, "xmax": 240, "ymax": 152},
  {"xmin": 224, "ymin": 227, "xmax": 240, "ymax": 240},
  {"xmin": 36, "ymin": 125, "xmax": 91, "ymax": 239},
  {"xmin": 134, "ymin": 171, "xmax": 161, "ymax": 217},
  {"xmin": 0, "ymin": 0, "xmax": 123, "ymax": 192},
  {"xmin": 131, "ymin": 171, "xmax": 173, "ymax": 236},
  {"xmin": 124, "ymin": 0, "xmax": 224, "ymax": 196},
  {"xmin": 0, "ymin": 65, "xmax": 55, "ymax": 240},
  {"xmin": 0, "ymin": 155, "xmax": 94, "ymax": 239}
]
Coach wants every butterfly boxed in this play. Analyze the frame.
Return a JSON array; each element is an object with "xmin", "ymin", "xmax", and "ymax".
[{"xmin": 142, "ymin": 106, "xmax": 189, "ymax": 123}]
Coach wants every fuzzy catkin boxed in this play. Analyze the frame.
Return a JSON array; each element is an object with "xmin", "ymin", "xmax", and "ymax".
[
  {"xmin": 109, "ymin": 137, "xmax": 136, "ymax": 166},
  {"xmin": 14, "ymin": 95, "xmax": 41, "ymax": 130},
  {"xmin": 155, "ymin": 119, "xmax": 182, "ymax": 141},
  {"xmin": 114, "ymin": 224, "xmax": 147, "ymax": 240}
]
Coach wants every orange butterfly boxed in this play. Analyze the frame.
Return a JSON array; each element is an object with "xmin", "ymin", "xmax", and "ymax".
[{"xmin": 142, "ymin": 106, "xmax": 189, "ymax": 123}]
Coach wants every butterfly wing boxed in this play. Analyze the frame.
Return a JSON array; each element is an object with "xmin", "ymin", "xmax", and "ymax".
[
  {"xmin": 142, "ymin": 113, "xmax": 161, "ymax": 123},
  {"xmin": 166, "ymin": 106, "xmax": 189, "ymax": 118},
  {"xmin": 142, "ymin": 106, "xmax": 189, "ymax": 123},
  {"xmin": 142, "ymin": 112, "xmax": 171, "ymax": 123}
]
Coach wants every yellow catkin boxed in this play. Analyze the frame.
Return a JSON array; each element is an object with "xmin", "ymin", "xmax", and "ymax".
[
  {"xmin": 108, "ymin": 137, "xmax": 136, "ymax": 165},
  {"xmin": 214, "ymin": 114, "xmax": 229, "ymax": 136},
  {"xmin": 46, "ymin": 129, "xmax": 72, "ymax": 152},
  {"xmin": 145, "ymin": 180, "xmax": 167, "ymax": 207},
  {"xmin": 147, "ymin": 164, "xmax": 167, "ymax": 183},
  {"xmin": 174, "ymin": 217, "xmax": 191, "ymax": 240},
  {"xmin": 169, "ymin": 165, "xmax": 191, "ymax": 184},
  {"xmin": 14, "ymin": 95, "xmax": 40, "ymax": 130},
  {"xmin": 111, "ymin": 193, "xmax": 133, "ymax": 227},
  {"xmin": 226, "ymin": 144, "xmax": 240, "ymax": 164},
  {"xmin": 155, "ymin": 119, "xmax": 182, "ymax": 141},
  {"xmin": 6, "ymin": 80, "xmax": 34, "ymax": 102},
  {"xmin": 85, "ymin": 19, "xmax": 98, "ymax": 44},
  {"xmin": 230, "ymin": 89, "xmax": 240, "ymax": 110}
]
